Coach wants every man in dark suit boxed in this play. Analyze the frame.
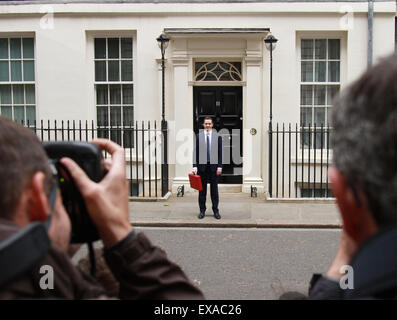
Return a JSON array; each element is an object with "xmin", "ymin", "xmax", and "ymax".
[{"xmin": 193, "ymin": 117, "xmax": 223, "ymax": 219}]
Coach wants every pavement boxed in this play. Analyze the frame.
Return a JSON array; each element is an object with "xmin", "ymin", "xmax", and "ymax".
[{"xmin": 129, "ymin": 192, "xmax": 342, "ymax": 228}]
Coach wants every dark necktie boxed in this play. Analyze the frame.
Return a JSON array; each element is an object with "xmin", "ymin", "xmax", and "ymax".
[{"xmin": 207, "ymin": 133, "xmax": 210, "ymax": 163}]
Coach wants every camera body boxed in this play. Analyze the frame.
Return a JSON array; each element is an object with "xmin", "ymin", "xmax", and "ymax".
[{"xmin": 43, "ymin": 141, "xmax": 105, "ymax": 243}]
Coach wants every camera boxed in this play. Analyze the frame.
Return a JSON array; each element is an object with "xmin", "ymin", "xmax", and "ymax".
[{"xmin": 43, "ymin": 141, "xmax": 105, "ymax": 243}]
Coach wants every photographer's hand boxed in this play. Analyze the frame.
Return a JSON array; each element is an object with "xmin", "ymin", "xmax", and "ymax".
[{"xmin": 60, "ymin": 139, "xmax": 132, "ymax": 247}]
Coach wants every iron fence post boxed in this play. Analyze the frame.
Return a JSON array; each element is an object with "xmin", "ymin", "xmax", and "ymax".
[
  {"xmin": 161, "ymin": 119, "xmax": 169, "ymax": 197},
  {"xmin": 268, "ymin": 121, "xmax": 273, "ymax": 198}
]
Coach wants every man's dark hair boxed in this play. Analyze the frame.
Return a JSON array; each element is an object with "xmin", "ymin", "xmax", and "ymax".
[
  {"xmin": 203, "ymin": 117, "xmax": 213, "ymax": 123},
  {"xmin": 331, "ymin": 53, "xmax": 397, "ymax": 227},
  {"xmin": 0, "ymin": 116, "xmax": 52, "ymax": 219}
]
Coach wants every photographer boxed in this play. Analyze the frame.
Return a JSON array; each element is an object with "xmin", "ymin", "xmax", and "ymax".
[
  {"xmin": 0, "ymin": 116, "xmax": 204, "ymax": 299},
  {"xmin": 308, "ymin": 54, "xmax": 397, "ymax": 299}
]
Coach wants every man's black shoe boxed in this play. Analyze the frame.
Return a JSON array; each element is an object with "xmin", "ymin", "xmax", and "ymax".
[
  {"xmin": 214, "ymin": 211, "xmax": 221, "ymax": 220},
  {"xmin": 198, "ymin": 211, "xmax": 205, "ymax": 219}
]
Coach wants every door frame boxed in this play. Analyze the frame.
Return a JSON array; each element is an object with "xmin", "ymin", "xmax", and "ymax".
[{"xmin": 193, "ymin": 85, "xmax": 243, "ymax": 184}]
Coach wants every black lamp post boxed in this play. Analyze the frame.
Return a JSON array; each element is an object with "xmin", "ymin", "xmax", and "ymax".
[
  {"xmin": 157, "ymin": 33, "xmax": 170, "ymax": 197},
  {"xmin": 157, "ymin": 33, "xmax": 170, "ymax": 123},
  {"xmin": 264, "ymin": 33, "xmax": 278, "ymax": 198}
]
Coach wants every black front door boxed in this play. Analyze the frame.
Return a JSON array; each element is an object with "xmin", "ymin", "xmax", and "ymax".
[{"xmin": 193, "ymin": 86, "xmax": 243, "ymax": 184}]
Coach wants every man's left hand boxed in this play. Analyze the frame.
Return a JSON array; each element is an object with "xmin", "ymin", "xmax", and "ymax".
[{"xmin": 216, "ymin": 168, "xmax": 222, "ymax": 176}]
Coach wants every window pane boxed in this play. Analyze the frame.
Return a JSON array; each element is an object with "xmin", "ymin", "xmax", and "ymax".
[
  {"xmin": 26, "ymin": 105, "xmax": 35, "ymax": 124},
  {"xmin": 109, "ymin": 84, "xmax": 121, "ymax": 104},
  {"xmin": 23, "ymin": 38, "xmax": 34, "ymax": 59},
  {"xmin": 326, "ymin": 107, "xmax": 332, "ymax": 125},
  {"xmin": 97, "ymin": 106, "xmax": 108, "ymax": 126},
  {"xmin": 300, "ymin": 85, "xmax": 312, "ymax": 105},
  {"xmin": 122, "ymin": 84, "xmax": 133, "ymax": 104},
  {"xmin": 23, "ymin": 61, "xmax": 34, "ymax": 81},
  {"xmin": 94, "ymin": 38, "xmax": 106, "ymax": 59},
  {"xmin": 314, "ymin": 85, "xmax": 326, "ymax": 105},
  {"xmin": 95, "ymin": 61, "xmax": 106, "ymax": 81},
  {"xmin": 301, "ymin": 189, "xmax": 312, "ymax": 197},
  {"xmin": 312, "ymin": 130, "xmax": 319, "ymax": 149},
  {"xmin": 108, "ymin": 60, "xmax": 119, "ymax": 81},
  {"xmin": 301, "ymin": 61, "xmax": 313, "ymax": 82},
  {"xmin": 314, "ymin": 39, "xmax": 326, "ymax": 59},
  {"xmin": 327, "ymin": 85, "xmax": 340, "ymax": 105},
  {"xmin": 13, "ymin": 85, "xmax": 24, "ymax": 104},
  {"xmin": 25, "ymin": 84, "xmax": 35, "ymax": 104},
  {"xmin": 97, "ymin": 129, "xmax": 109, "ymax": 139},
  {"xmin": 11, "ymin": 61, "xmax": 22, "ymax": 81},
  {"xmin": 123, "ymin": 106, "xmax": 134, "ymax": 126},
  {"xmin": 314, "ymin": 130, "xmax": 325, "ymax": 149},
  {"xmin": 0, "ymin": 85, "xmax": 11, "ymax": 104},
  {"xmin": 121, "ymin": 38, "xmax": 132, "ymax": 58},
  {"xmin": 96, "ymin": 84, "xmax": 108, "ymax": 105},
  {"xmin": 108, "ymin": 38, "xmax": 119, "ymax": 59},
  {"xmin": 14, "ymin": 105, "xmax": 24, "ymax": 123},
  {"xmin": 300, "ymin": 107, "xmax": 312, "ymax": 127},
  {"xmin": 302, "ymin": 131, "xmax": 311, "ymax": 149},
  {"xmin": 0, "ymin": 39, "xmax": 8, "ymax": 59},
  {"xmin": 325, "ymin": 130, "xmax": 334, "ymax": 149},
  {"xmin": 121, "ymin": 60, "xmax": 132, "ymax": 81},
  {"xmin": 314, "ymin": 107, "xmax": 325, "ymax": 126},
  {"xmin": 301, "ymin": 39, "xmax": 313, "ymax": 60},
  {"xmin": 315, "ymin": 61, "xmax": 326, "ymax": 82},
  {"xmin": 313, "ymin": 189, "xmax": 324, "ymax": 197},
  {"xmin": 1, "ymin": 106, "xmax": 12, "ymax": 118},
  {"xmin": 0, "ymin": 61, "xmax": 9, "ymax": 81},
  {"xmin": 123, "ymin": 129, "xmax": 133, "ymax": 148},
  {"xmin": 110, "ymin": 106, "xmax": 121, "ymax": 126},
  {"xmin": 110, "ymin": 129, "xmax": 121, "ymax": 145},
  {"xmin": 328, "ymin": 39, "xmax": 340, "ymax": 59},
  {"xmin": 328, "ymin": 61, "xmax": 340, "ymax": 82},
  {"xmin": 10, "ymin": 38, "xmax": 21, "ymax": 59}
]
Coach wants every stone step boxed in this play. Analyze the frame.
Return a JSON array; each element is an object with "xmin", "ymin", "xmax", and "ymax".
[
  {"xmin": 217, "ymin": 184, "xmax": 242, "ymax": 193},
  {"xmin": 173, "ymin": 183, "xmax": 243, "ymax": 194}
]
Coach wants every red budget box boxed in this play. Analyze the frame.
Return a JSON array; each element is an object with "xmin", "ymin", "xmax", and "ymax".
[{"xmin": 189, "ymin": 173, "xmax": 203, "ymax": 191}]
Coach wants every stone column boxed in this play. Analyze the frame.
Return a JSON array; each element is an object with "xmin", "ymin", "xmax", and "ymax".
[
  {"xmin": 169, "ymin": 39, "xmax": 193, "ymax": 193},
  {"xmin": 243, "ymin": 39, "xmax": 265, "ymax": 193}
]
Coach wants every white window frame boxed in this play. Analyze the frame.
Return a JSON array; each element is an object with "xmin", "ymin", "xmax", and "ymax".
[
  {"xmin": 0, "ymin": 37, "xmax": 36, "ymax": 126},
  {"xmin": 93, "ymin": 36, "xmax": 135, "ymax": 148},
  {"xmin": 297, "ymin": 33, "xmax": 346, "ymax": 151}
]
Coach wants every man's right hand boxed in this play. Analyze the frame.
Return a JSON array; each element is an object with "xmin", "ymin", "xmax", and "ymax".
[
  {"xmin": 60, "ymin": 138, "xmax": 133, "ymax": 248},
  {"xmin": 192, "ymin": 168, "xmax": 198, "ymax": 175}
]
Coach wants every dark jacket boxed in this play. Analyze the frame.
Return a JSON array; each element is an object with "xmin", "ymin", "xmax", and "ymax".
[
  {"xmin": 309, "ymin": 225, "xmax": 397, "ymax": 300},
  {"xmin": 193, "ymin": 130, "xmax": 223, "ymax": 173},
  {"xmin": 0, "ymin": 219, "xmax": 204, "ymax": 300}
]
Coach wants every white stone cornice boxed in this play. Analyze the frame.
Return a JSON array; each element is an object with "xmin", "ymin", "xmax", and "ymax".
[
  {"xmin": 171, "ymin": 55, "xmax": 189, "ymax": 67},
  {"xmin": 171, "ymin": 59, "xmax": 189, "ymax": 67},
  {"xmin": 244, "ymin": 56, "xmax": 262, "ymax": 67},
  {"xmin": 0, "ymin": 2, "xmax": 394, "ymax": 15}
]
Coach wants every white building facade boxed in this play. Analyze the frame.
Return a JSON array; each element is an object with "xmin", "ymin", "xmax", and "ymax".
[{"xmin": 0, "ymin": 0, "xmax": 395, "ymax": 197}]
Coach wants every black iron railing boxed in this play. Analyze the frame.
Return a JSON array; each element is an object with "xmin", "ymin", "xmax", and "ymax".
[
  {"xmin": 24, "ymin": 120, "xmax": 167, "ymax": 198},
  {"xmin": 268, "ymin": 123, "xmax": 334, "ymax": 199}
]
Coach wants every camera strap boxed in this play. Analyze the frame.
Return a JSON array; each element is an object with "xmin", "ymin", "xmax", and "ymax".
[
  {"xmin": 0, "ymin": 164, "xmax": 58, "ymax": 289},
  {"xmin": 0, "ymin": 222, "xmax": 50, "ymax": 288}
]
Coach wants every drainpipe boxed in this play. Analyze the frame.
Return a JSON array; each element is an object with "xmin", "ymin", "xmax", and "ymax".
[{"xmin": 368, "ymin": 0, "xmax": 374, "ymax": 68}]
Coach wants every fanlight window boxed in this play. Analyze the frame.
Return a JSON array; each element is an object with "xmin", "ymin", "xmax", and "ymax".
[{"xmin": 194, "ymin": 61, "xmax": 242, "ymax": 81}]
